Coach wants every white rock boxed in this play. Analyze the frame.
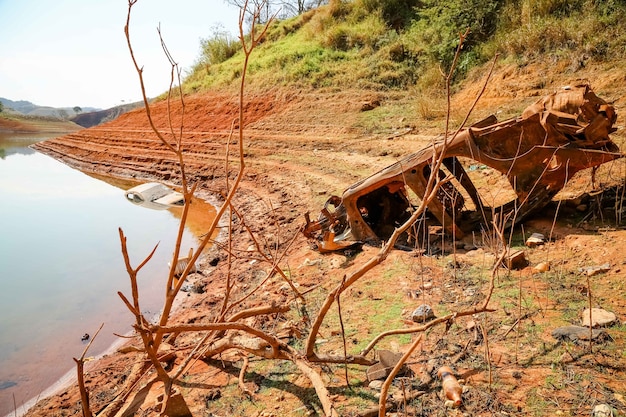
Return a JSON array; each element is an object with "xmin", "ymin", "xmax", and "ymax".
[
  {"xmin": 368, "ymin": 380, "xmax": 384, "ymax": 390},
  {"xmin": 582, "ymin": 308, "xmax": 617, "ymax": 327},
  {"xmin": 592, "ymin": 404, "xmax": 613, "ymax": 417}
]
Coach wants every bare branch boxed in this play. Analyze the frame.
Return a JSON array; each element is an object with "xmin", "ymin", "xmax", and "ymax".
[{"xmin": 72, "ymin": 323, "xmax": 104, "ymax": 417}]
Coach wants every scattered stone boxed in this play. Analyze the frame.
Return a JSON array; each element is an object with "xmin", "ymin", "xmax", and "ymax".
[
  {"xmin": 411, "ymin": 304, "xmax": 435, "ymax": 323},
  {"xmin": 534, "ymin": 261, "xmax": 550, "ymax": 272},
  {"xmin": 525, "ymin": 233, "xmax": 545, "ymax": 247},
  {"xmin": 368, "ymin": 380, "xmax": 384, "ymax": 390},
  {"xmin": 582, "ymin": 308, "xmax": 617, "ymax": 327},
  {"xmin": 181, "ymin": 282, "xmax": 206, "ymax": 294},
  {"xmin": 81, "ymin": 333, "xmax": 90, "ymax": 341},
  {"xmin": 366, "ymin": 350, "xmax": 405, "ymax": 381},
  {"xmin": 366, "ymin": 363, "xmax": 388, "ymax": 382},
  {"xmin": 406, "ymin": 289, "xmax": 421, "ymax": 299},
  {"xmin": 208, "ymin": 257, "xmax": 220, "ymax": 267},
  {"xmin": 551, "ymin": 325, "xmax": 609, "ymax": 342},
  {"xmin": 329, "ymin": 257, "xmax": 343, "ymax": 269},
  {"xmin": 503, "ymin": 249, "xmax": 528, "ymax": 270},
  {"xmin": 379, "ymin": 350, "xmax": 403, "ymax": 368},
  {"xmin": 421, "ymin": 282, "xmax": 433, "ymax": 290},
  {"xmin": 592, "ymin": 404, "xmax": 614, "ymax": 417},
  {"xmin": 579, "ymin": 263, "xmax": 611, "ymax": 276}
]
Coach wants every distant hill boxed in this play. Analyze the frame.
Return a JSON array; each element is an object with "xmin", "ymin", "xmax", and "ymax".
[
  {"xmin": 0, "ymin": 97, "xmax": 99, "ymax": 119},
  {"xmin": 0, "ymin": 113, "xmax": 82, "ymax": 133},
  {"xmin": 0, "ymin": 97, "xmax": 143, "ymax": 128},
  {"xmin": 70, "ymin": 102, "xmax": 144, "ymax": 128}
]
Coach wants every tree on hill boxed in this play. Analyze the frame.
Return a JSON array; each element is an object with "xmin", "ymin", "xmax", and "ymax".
[
  {"xmin": 0, "ymin": 101, "xmax": 3, "ymax": 113},
  {"xmin": 73, "ymin": 106, "xmax": 82, "ymax": 114},
  {"xmin": 225, "ymin": 0, "xmax": 328, "ymax": 21}
]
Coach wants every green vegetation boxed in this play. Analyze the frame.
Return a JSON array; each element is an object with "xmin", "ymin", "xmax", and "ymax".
[{"xmin": 183, "ymin": 0, "xmax": 626, "ymax": 95}]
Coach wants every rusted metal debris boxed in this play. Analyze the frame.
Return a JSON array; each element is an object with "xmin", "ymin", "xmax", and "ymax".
[{"xmin": 304, "ymin": 85, "xmax": 623, "ymax": 252}]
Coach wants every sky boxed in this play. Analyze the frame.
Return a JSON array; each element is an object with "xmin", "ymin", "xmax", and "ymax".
[{"xmin": 0, "ymin": 0, "xmax": 241, "ymax": 109}]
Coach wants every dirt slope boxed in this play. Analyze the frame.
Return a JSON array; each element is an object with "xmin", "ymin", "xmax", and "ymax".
[{"xmin": 25, "ymin": 70, "xmax": 626, "ymax": 417}]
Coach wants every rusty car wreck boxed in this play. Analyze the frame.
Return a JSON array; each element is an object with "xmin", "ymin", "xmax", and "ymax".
[{"xmin": 304, "ymin": 85, "xmax": 623, "ymax": 252}]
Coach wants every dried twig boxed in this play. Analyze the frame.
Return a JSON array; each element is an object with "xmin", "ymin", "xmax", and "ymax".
[
  {"xmin": 378, "ymin": 335, "xmax": 423, "ymax": 416},
  {"xmin": 73, "ymin": 323, "xmax": 104, "ymax": 417}
]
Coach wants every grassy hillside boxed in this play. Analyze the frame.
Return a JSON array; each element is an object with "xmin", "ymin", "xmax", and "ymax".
[{"xmin": 182, "ymin": 0, "xmax": 626, "ymax": 96}]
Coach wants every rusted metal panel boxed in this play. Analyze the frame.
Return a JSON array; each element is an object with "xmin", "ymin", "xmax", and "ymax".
[{"xmin": 304, "ymin": 85, "xmax": 623, "ymax": 251}]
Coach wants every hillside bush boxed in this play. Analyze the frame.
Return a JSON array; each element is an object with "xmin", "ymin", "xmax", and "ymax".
[
  {"xmin": 319, "ymin": 11, "xmax": 387, "ymax": 50},
  {"xmin": 192, "ymin": 26, "xmax": 241, "ymax": 75},
  {"xmin": 355, "ymin": 0, "xmax": 420, "ymax": 29},
  {"xmin": 408, "ymin": 0, "xmax": 501, "ymax": 73},
  {"xmin": 486, "ymin": 0, "xmax": 626, "ymax": 63}
]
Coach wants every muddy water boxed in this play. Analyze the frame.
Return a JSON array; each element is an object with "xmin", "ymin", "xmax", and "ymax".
[{"xmin": 0, "ymin": 133, "xmax": 212, "ymax": 416}]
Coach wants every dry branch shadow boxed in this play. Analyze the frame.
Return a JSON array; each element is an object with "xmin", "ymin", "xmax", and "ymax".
[
  {"xmin": 190, "ymin": 358, "xmax": 374, "ymax": 415},
  {"xmin": 119, "ymin": 380, "xmax": 156, "ymax": 417}
]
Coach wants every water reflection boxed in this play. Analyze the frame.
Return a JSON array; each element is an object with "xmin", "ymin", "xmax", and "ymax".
[
  {"xmin": 0, "ymin": 133, "xmax": 214, "ymax": 416},
  {"xmin": 0, "ymin": 132, "xmax": 51, "ymax": 158}
]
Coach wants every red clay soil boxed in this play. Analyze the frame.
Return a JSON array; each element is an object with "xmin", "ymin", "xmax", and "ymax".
[{"xmin": 22, "ymin": 80, "xmax": 626, "ymax": 416}]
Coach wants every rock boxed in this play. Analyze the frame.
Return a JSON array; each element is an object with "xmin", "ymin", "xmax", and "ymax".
[
  {"xmin": 181, "ymin": 282, "xmax": 206, "ymax": 294},
  {"xmin": 379, "ymin": 350, "xmax": 404, "ymax": 368},
  {"xmin": 368, "ymin": 380, "xmax": 384, "ymax": 390},
  {"xmin": 533, "ymin": 261, "xmax": 550, "ymax": 272},
  {"xmin": 592, "ymin": 404, "xmax": 614, "ymax": 417},
  {"xmin": 366, "ymin": 363, "xmax": 388, "ymax": 381},
  {"xmin": 581, "ymin": 308, "xmax": 617, "ymax": 327},
  {"xmin": 551, "ymin": 325, "xmax": 609, "ymax": 342},
  {"xmin": 208, "ymin": 257, "xmax": 220, "ymax": 267},
  {"xmin": 411, "ymin": 304, "xmax": 435, "ymax": 323},
  {"xmin": 526, "ymin": 233, "xmax": 545, "ymax": 247},
  {"xmin": 503, "ymin": 249, "xmax": 528, "ymax": 270},
  {"xmin": 366, "ymin": 350, "xmax": 405, "ymax": 381},
  {"xmin": 579, "ymin": 263, "xmax": 611, "ymax": 276}
]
